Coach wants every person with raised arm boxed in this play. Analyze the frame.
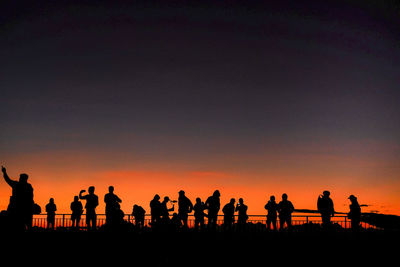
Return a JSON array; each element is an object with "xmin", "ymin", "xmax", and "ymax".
[
  {"xmin": 1, "ymin": 165, "xmax": 34, "ymax": 231},
  {"xmin": 79, "ymin": 186, "xmax": 99, "ymax": 231}
]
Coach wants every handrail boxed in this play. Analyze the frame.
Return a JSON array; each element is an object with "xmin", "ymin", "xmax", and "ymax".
[
  {"xmin": 30, "ymin": 212, "xmax": 367, "ymax": 230},
  {"xmin": 33, "ymin": 213, "xmax": 349, "ymax": 217}
]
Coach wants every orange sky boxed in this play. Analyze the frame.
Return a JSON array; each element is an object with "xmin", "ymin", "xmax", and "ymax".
[{"xmin": 1, "ymin": 142, "xmax": 399, "ymax": 216}]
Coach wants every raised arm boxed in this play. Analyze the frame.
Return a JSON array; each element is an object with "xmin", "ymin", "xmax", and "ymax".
[
  {"xmin": 79, "ymin": 190, "xmax": 87, "ymax": 200},
  {"xmin": 1, "ymin": 166, "xmax": 17, "ymax": 187}
]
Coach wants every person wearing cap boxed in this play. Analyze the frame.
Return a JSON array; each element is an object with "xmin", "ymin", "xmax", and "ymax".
[
  {"xmin": 317, "ymin": 190, "xmax": 335, "ymax": 228},
  {"xmin": 178, "ymin": 190, "xmax": 193, "ymax": 228},
  {"xmin": 1, "ymin": 165, "xmax": 34, "ymax": 231},
  {"xmin": 348, "ymin": 195, "xmax": 361, "ymax": 231}
]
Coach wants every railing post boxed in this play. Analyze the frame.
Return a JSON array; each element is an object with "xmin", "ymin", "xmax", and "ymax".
[
  {"xmin": 306, "ymin": 216, "xmax": 309, "ymax": 224},
  {"xmin": 63, "ymin": 214, "xmax": 65, "ymax": 228},
  {"xmin": 344, "ymin": 216, "xmax": 347, "ymax": 229}
]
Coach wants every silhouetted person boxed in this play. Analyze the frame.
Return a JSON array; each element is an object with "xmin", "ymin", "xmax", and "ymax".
[
  {"xmin": 193, "ymin": 197, "xmax": 206, "ymax": 231},
  {"xmin": 235, "ymin": 198, "xmax": 248, "ymax": 229},
  {"xmin": 171, "ymin": 212, "xmax": 182, "ymax": 231},
  {"xmin": 110, "ymin": 202, "xmax": 125, "ymax": 227},
  {"xmin": 160, "ymin": 196, "xmax": 175, "ymax": 225},
  {"xmin": 1, "ymin": 166, "xmax": 34, "ymax": 231},
  {"xmin": 132, "ymin": 204, "xmax": 146, "ymax": 228},
  {"xmin": 265, "ymin": 195, "xmax": 278, "ymax": 231},
  {"xmin": 150, "ymin": 194, "xmax": 161, "ymax": 227},
  {"xmin": 278, "ymin": 193, "xmax": 294, "ymax": 230},
  {"xmin": 222, "ymin": 198, "xmax": 235, "ymax": 230},
  {"xmin": 348, "ymin": 195, "xmax": 361, "ymax": 231},
  {"xmin": 70, "ymin": 196, "xmax": 83, "ymax": 229},
  {"xmin": 79, "ymin": 186, "xmax": 99, "ymax": 231},
  {"xmin": 46, "ymin": 198, "xmax": 57, "ymax": 230},
  {"xmin": 104, "ymin": 186, "xmax": 122, "ymax": 225},
  {"xmin": 317, "ymin": 190, "xmax": 335, "ymax": 227},
  {"xmin": 205, "ymin": 190, "xmax": 221, "ymax": 229},
  {"xmin": 178, "ymin": 190, "xmax": 193, "ymax": 228}
]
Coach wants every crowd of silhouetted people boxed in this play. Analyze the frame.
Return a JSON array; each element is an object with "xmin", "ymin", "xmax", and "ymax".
[{"xmin": 0, "ymin": 166, "xmax": 362, "ymax": 232}]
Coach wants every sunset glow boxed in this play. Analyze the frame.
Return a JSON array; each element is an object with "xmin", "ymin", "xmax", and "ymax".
[{"xmin": 1, "ymin": 1, "xmax": 399, "ymax": 218}]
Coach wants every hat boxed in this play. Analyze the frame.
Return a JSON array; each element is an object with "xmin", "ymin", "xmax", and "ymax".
[{"xmin": 348, "ymin": 195, "xmax": 357, "ymax": 200}]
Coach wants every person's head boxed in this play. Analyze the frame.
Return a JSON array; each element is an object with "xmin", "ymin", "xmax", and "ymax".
[
  {"xmin": 179, "ymin": 190, "xmax": 185, "ymax": 196},
  {"xmin": 154, "ymin": 194, "xmax": 160, "ymax": 201},
  {"xmin": 213, "ymin": 190, "xmax": 220, "ymax": 197},
  {"xmin": 239, "ymin": 198, "xmax": 244, "ymax": 204},
  {"xmin": 196, "ymin": 197, "xmax": 201, "ymax": 203},
  {"xmin": 109, "ymin": 186, "xmax": 114, "ymax": 193},
  {"xmin": 323, "ymin": 190, "xmax": 330, "ymax": 197},
  {"xmin": 74, "ymin": 196, "xmax": 79, "ymax": 202},
  {"xmin": 270, "ymin": 195, "xmax": 275, "ymax": 202},
  {"xmin": 164, "ymin": 196, "xmax": 170, "ymax": 202},
  {"xmin": 349, "ymin": 195, "xmax": 357, "ymax": 203},
  {"xmin": 19, "ymin": 173, "xmax": 29, "ymax": 183},
  {"xmin": 88, "ymin": 186, "xmax": 95, "ymax": 194},
  {"xmin": 133, "ymin": 204, "xmax": 138, "ymax": 209},
  {"xmin": 282, "ymin": 193, "xmax": 288, "ymax": 201},
  {"xmin": 230, "ymin": 198, "xmax": 235, "ymax": 204},
  {"xmin": 50, "ymin": 198, "xmax": 54, "ymax": 203}
]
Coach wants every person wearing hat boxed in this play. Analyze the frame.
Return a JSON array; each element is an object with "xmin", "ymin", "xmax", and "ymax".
[
  {"xmin": 317, "ymin": 190, "xmax": 335, "ymax": 228},
  {"xmin": 348, "ymin": 195, "xmax": 361, "ymax": 231}
]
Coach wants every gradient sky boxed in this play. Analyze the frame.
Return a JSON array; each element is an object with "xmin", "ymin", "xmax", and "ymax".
[{"xmin": 1, "ymin": 0, "xmax": 399, "ymax": 215}]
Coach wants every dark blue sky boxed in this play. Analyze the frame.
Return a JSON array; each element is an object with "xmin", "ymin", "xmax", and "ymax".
[{"xmin": 2, "ymin": 0, "xmax": 399, "ymax": 154}]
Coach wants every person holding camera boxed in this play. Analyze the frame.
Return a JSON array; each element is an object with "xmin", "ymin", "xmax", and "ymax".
[{"xmin": 79, "ymin": 186, "xmax": 99, "ymax": 231}]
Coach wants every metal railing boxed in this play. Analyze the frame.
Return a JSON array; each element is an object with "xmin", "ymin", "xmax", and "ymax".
[{"xmin": 31, "ymin": 213, "xmax": 376, "ymax": 230}]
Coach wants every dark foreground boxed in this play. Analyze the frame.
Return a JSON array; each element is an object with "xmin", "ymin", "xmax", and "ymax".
[{"xmin": 2, "ymin": 229, "xmax": 398, "ymax": 266}]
